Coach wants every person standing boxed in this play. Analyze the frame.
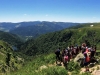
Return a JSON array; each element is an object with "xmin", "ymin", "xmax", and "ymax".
[{"xmin": 55, "ymin": 48, "xmax": 61, "ymax": 64}]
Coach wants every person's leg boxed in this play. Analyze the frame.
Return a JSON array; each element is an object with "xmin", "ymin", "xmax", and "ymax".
[{"xmin": 56, "ymin": 55, "xmax": 58, "ymax": 64}]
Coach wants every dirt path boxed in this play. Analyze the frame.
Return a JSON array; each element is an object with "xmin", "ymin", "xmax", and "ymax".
[
  {"xmin": 39, "ymin": 60, "xmax": 100, "ymax": 75},
  {"xmin": 55, "ymin": 61, "xmax": 100, "ymax": 75},
  {"xmin": 80, "ymin": 65, "xmax": 100, "ymax": 75}
]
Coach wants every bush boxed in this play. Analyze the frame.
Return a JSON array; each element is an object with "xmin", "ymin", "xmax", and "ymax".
[
  {"xmin": 81, "ymin": 72, "xmax": 91, "ymax": 75},
  {"xmin": 71, "ymin": 70, "xmax": 80, "ymax": 75},
  {"xmin": 67, "ymin": 60, "xmax": 81, "ymax": 72},
  {"xmin": 37, "ymin": 66, "xmax": 68, "ymax": 75}
]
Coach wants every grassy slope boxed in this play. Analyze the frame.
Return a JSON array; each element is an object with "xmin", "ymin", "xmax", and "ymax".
[
  {"xmin": 8, "ymin": 53, "xmax": 100, "ymax": 75},
  {"xmin": 8, "ymin": 53, "xmax": 69, "ymax": 75},
  {"xmin": 0, "ymin": 40, "xmax": 24, "ymax": 74},
  {"xmin": 7, "ymin": 23, "xmax": 100, "ymax": 75}
]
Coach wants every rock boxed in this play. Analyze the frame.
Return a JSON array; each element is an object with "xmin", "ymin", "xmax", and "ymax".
[
  {"xmin": 40, "ymin": 65, "xmax": 48, "ymax": 70},
  {"xmin": 89, "ymin": 63, "xmax": 95, "ymax": 67},
  {"xmin": 74, "ymin": 53, "xmax": 84, "ymax": 62}
]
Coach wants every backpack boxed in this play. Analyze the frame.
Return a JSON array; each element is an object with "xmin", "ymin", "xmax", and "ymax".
[
  {"xmin": 86, "ymin": 56, "xmax": 90, "ymax": 62},
  {"xmin": 55, "ymin": 49, "xmax": 60, "ymax": 55}
]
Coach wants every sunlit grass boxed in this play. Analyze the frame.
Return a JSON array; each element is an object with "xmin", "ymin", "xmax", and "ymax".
[{"xmin": 7, "ymin": 53, "xmax": 56, "ymax": 75}]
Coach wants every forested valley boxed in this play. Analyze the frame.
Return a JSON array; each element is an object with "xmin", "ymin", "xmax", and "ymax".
[{"xmin": 0, "ymin": 23, "xmax": 100, "ymax": 75}]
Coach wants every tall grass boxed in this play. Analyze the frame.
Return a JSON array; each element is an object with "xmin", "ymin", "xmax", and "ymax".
[
  {"xmin": 7, "ymin": 52, "xmax": 99, "ymax": 75},
  {"xmin": 7, "ymin": 53, "xmax": 61, "ymax": 75}
]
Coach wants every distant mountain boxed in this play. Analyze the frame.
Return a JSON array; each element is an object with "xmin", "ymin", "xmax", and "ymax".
[
  {"xmin": 0, "ymin": 21, "xmax": 41, "ymax": 32},
  {"xmin": 0, "ymin": 21, "xmax": 80, "ymax": 39},
  {"xmin": 8, "ymin": 21, "xmax": 79, "ymax": 38},
  {"xmin": 10, "ymin": 22, "xmax": 62, "ymax": 37}
]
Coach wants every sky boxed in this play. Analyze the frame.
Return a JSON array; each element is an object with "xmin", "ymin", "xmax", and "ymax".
[{"xmin": 0, "ymin": 0, "xmax": 100, "ymax": 23}]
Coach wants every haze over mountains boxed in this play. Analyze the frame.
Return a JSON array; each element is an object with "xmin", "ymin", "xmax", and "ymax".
[{"xmin": 0, "ymin": 21, "xmax": 80, "ymax": 38}]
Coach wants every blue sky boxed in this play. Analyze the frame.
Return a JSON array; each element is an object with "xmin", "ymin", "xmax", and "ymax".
[{"xmin": 0, "ymin": 0, "xmax": 100, "ymax": 23}]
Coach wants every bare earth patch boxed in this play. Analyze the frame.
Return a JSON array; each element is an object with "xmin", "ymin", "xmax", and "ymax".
[{"xmin": 80, "ymin": 65, "xmax": 100, "ymax": 75}]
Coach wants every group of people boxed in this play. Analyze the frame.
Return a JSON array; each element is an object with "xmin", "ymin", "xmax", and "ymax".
[{"xmin": 55, "ymin": 43, "xmax": 97, "ymax": 67}]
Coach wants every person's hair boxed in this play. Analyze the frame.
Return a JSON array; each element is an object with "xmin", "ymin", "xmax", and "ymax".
[{"xmin": 82, "ymin": 43, "xmax": 86, "ymax": 47}]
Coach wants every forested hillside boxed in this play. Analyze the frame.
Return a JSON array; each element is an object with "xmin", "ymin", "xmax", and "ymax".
[
  {"xmin": 0, "ymin": 31, "xmax": 23, "ymax": 47},
  {"xmin": 19, "ymin": 23, "xmax": 100, "ymax": 56},
  {"xmin": 0, "ymin": 23, "xmax": 100, "ymax": 75}
]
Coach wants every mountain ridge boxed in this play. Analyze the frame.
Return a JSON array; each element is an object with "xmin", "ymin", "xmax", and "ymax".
[{"xmin": 0, "ymin": 21, "xmax": 80, "ymax": 40}]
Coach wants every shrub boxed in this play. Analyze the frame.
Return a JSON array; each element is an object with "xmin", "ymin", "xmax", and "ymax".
[
  {"xmin": 67, "ymin": 60, "xmax": 81, "ymax": 72},
  {"xmin": 71, "ymin": 70, "xmax": 80, "ymax": 75},
  {"xmin": 37, "ymin": 66, "xmax": 68, "ymax": 75},
  {"xmin": 81, "ymin": 72, "xmax": 91, "ymax": 75}
]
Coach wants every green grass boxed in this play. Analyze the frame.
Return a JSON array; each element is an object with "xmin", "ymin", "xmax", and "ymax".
[
  {"xmin": 7, "ymin": 53, "xmax": 73, "ymax": 75},
  {"xmin": 7, "ymin": 53, "xmax": 82, "ymax": 75},
  {"xmin": 6, "ymin": 52, "xmax": 100, "ymax": 75},
  {"xmin": 5, "ymin": 50, "xmax": 100, "ymax": 75},
  {"xmin": 7, "ymin": 53, "xmax": 57, "ymax": 75},
  {"xmin": 0, "ymin": 40, "xmax": 24, "ymax": 74},
  {"xmin": 96, "ymin": 50, "xmax": 100, "ymax": 52}
]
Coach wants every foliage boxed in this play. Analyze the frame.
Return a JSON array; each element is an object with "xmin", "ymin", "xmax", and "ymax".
[
  {"xmin": 37, "ymin": 66, "xmax": 68, "ymax": 75},
  {"xmin": 19, "ymin": 23, "xmax": 100, "ymax": 56},
  {"xmin": 1, "ymin": 22, "xmax": 100, "ymax": 75},
  {"xmin": 80, "ymin": 72, "xmax": 91, "ymax": 75},
  {"xmin": 8, "ymin": 53, "xmax": 67, "ymax": 75},
  {"xmin": 67, "ymin": 60, "xmax": 81, "ymax": 72},
  {"xmin": 0, "ymin": 31, "xmax": 23, "ymax": 48},
  {"xmin": 0, "ymin": 40, "xmax": 24, "ymax": 74},
  {"xmin": 71, "ymin": 70, "xmax": 80, "ymax": 75}
]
